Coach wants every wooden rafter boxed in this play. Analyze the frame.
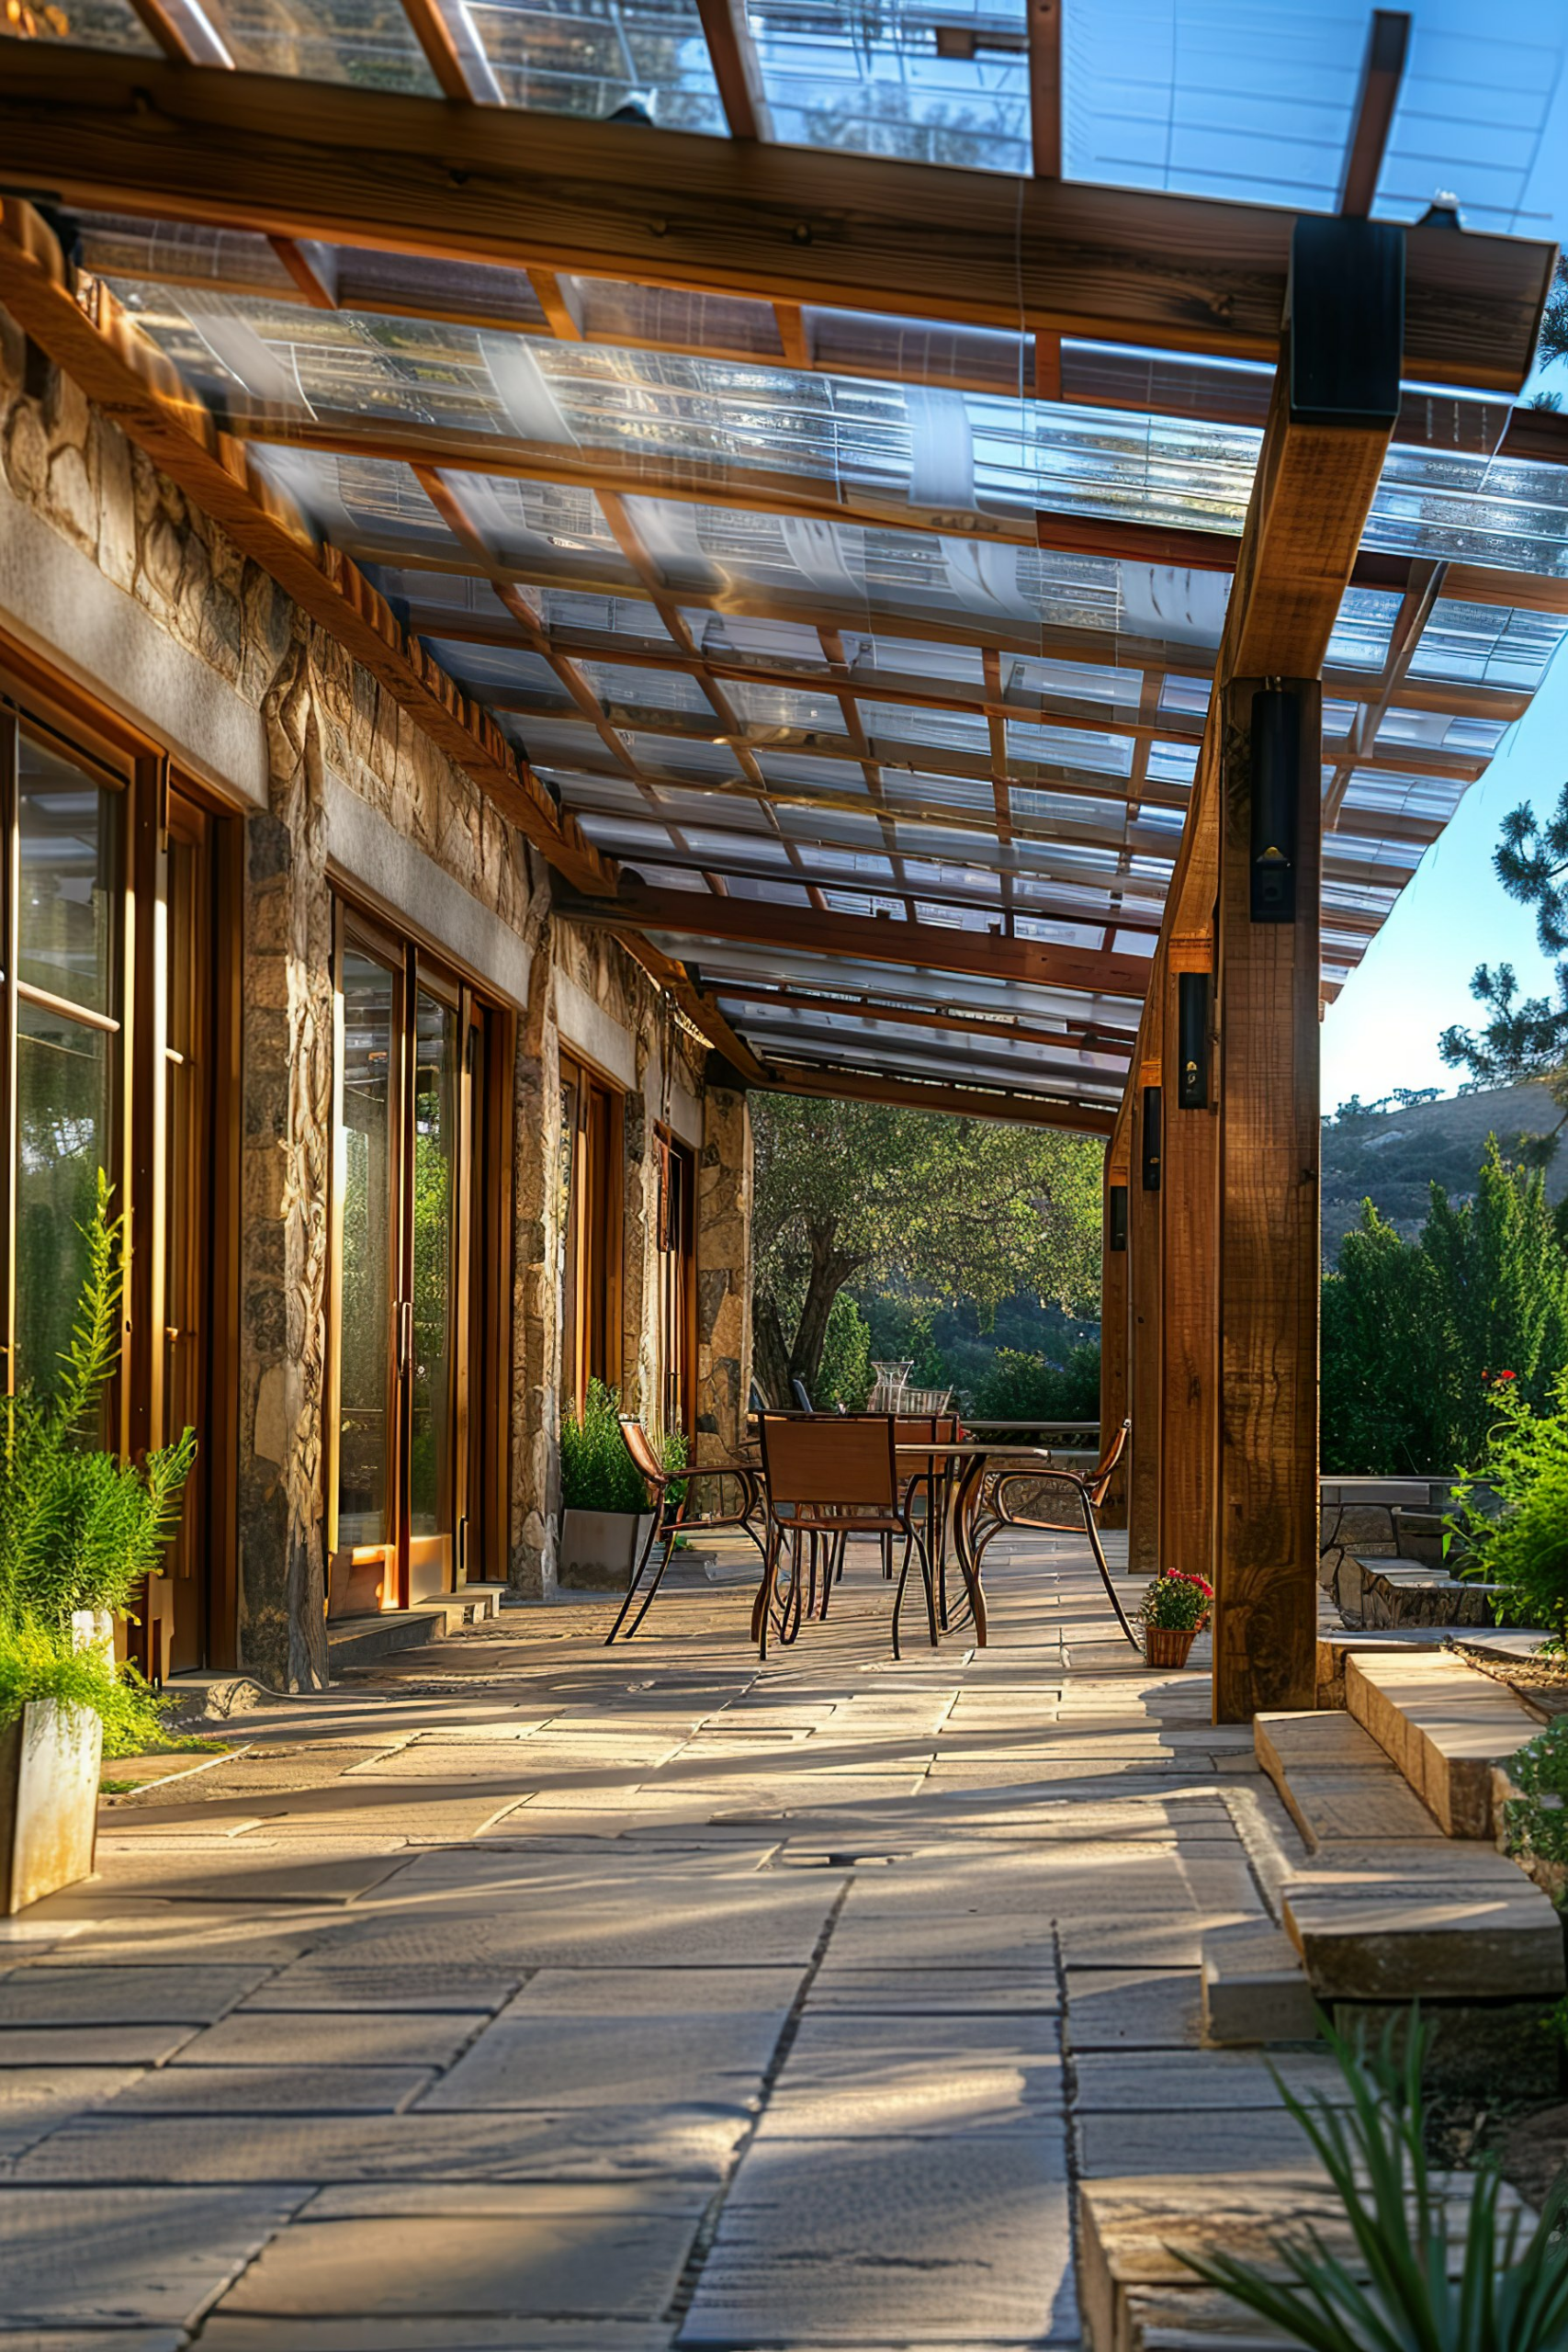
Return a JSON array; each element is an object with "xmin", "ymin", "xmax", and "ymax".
[
  {"xmin": 411, "ymin": 610, "xmax": 1530, "ymax": 729},
  {"xmin": 755, "ymin": 1063, "xmax": 1115, "ymax": 1135},
  {"xmin": 396, "ymin": 0, "xmax": 479, "ymax": 102},
  {"xmin": 1339, "ymin": 10, "xmax": 1410, "ymax": 218},
  {"xmin": 701, "ymin": 983, "xmax": 1139, "ymax": 1055},
  {"xmin": 0, "ymin": 198, "xmax": 615, "ymax": 897},
  {"xmin": 0, "ymin": 51, "xmax": 1552, "ymax": 390},
  {"xmin": 693, "ymin": 0, "xmax": 768, "ymax": 141},
  {"xmin": 556, "ymin": 885, "xmax": 1151, "ymax": 1001}
]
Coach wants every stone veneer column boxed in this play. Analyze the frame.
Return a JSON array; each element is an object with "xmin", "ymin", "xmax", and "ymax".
[
  {"xmin": 510, "ymin": 937, "xmax": 563, "ymax": 1598},
  {"xmin": 695, "ymin": 1081, "xmax": 753, "ymax": 1461},
  {"xmin": 237, "ymin": 640, "xmax": 333, "ymax": 1690}
]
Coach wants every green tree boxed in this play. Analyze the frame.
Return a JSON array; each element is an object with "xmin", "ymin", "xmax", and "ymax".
[
  {"xmin": 750, "ymin": 1094, "xmax": 1101, "ymax": 1404},
  {"xmin": 1440, "ymin": 780, "xmax": 1568, "ymax": 1162},
  {"xmin": 814, "ymin": 1293, "xmax": 873, "ymax": 1410},
  {"xmin": 1322, "ymin": 1140, "xmax": 1568, "ymax": 1473}
]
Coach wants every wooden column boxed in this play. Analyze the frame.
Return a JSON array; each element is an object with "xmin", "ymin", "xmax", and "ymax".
[
  {"xmin": 1126, "ymin": 1049, "xmax": 1163, "ymax": 1579},
  {"xmin": 1158, "ymin": 943, "xmax": 1219, "ymax": 1585},
  {"xmin": 1212, "ymin": 680, "xmax": 1323, "ymax": 1718},
  {"xmin": 1099, "ymin": 1148, "xmax": 1129, "ymax": 1528}
]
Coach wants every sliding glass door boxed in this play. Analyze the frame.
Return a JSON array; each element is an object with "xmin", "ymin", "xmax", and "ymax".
[{"xmin": 328, "ymin": 907, "xmax": 501, "ymax": 1613}]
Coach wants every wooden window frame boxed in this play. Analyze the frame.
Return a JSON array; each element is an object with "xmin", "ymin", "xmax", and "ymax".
[
  {"xmin": 326, "ymin": 884, "xmax": 515, "ymax": 1611},
  {"xmin": 0, "ymin": 637, "xmax": 244, "ymax": 1671},
  {"xmin": 558, "ymin": 1045, "xmax": 625, "ymax": 1419}
]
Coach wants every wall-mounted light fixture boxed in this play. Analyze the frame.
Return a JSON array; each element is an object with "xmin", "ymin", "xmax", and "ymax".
[
  {"xmin": 1141, "ymin": 1086, "xmax": 1162, "ymax": 1191},
  {"xmin": 1109, "ymin": 1184, "xmax": 1128, "ymax": 1251},
  {"xmin": 1250, "ymin": 685, "xmax": 1300, "ymax": 923},
  {"xmin": 1177, "ymin": 971, "xmax": 1210, "ymax": 1108}
]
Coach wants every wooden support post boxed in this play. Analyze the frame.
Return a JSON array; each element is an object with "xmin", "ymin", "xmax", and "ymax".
[
  {"xmin": 1158, "ymin": 944, "xmax": 1219, "ymax": 1584},
  {"xmin": 1212, "ymin": 680, "xmax": 1323, "ymax": 1719},
  {"xmin": 1127, "ymin": 1049, "xmax": 1163, "ymax": 1580},
  {"xmin": 1099, "ymin": 1151, "xmax": 1129, "ymax": 1529}
]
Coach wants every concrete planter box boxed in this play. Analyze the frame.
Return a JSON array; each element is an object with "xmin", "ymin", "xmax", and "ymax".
[
  {"xmin": 0, "ymin": 1700, "xmax": 102, "ymax": 1915},
  {"xmin": 559, "ymin": 1509, "xmax": 656, "ymax": 1592}
]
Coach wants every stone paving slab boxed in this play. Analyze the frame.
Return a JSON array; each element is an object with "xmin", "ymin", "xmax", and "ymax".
[
  {"xmin": 0, "ymin": 1964, "xmax": 271, "ymax": 2023},
  {"xmin": 11, "ymin": 2106, "xmax": 751, "ymax": 2185},
  {"xmin": 0, "ymin": 2069, "xmax": 151, "ymax": 2155},
  {"xmin": 1061, "ymin": 1971, "xmax": 1202, "ymax": 2051},
  {"xmin": 423, "ymin": 2009, "xmax": 787, "ymax": 2111},
  {"xmin": 805, "ymin": 1967, "xmax": 1059, "ymax": 2014},
  {"xmin": 678, "ymin": 2135, "xmax": 1076, "ymax": 2346},
  {"xmin": 104, "ymin": 2064, "xmax": 437, "ymax": 2114},
  {"xmin": 212, "ymin": 2185, "xmax": 705, "ymax": 2324},
  {"xmin": 758, "ymin": 2015, "xmax": 1063, "ymax": 2138},
  {"xmin": 199, "ymin": 2325, "xmax": 675, "ymax": 2352},
  {"xmin": 0, "ymin": 2024, "xmax": 199, "ymax": 2064},
  {"xmin": 173, "ymin": 2010, "xmax": 488, "ymax": 2067},
  {"xmin": 0, "ymin": 2186, "xmax": 309, "ymax": 2327}
]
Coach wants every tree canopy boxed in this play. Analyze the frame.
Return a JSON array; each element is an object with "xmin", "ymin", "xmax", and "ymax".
[
  {"xmin": 1439, "ymin": 778, "xmax": 1568, "ymax": 1161},
  {"xmin": 750, "ymin": 1092, "xmax": 1102, "ymax": 1403}
]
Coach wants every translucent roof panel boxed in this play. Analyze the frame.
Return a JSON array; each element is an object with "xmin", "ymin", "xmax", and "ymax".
[
  {"xmin": 1062, "ymin": 0, "xmax": 1568, "ymax": 228},
  {"xmin": 748, "ymin": 0, "xmax": 1032, "ymax": 173},
  {"xmin": 463, "ymin": 0, "xmax": 726, "ymax": 127},
  {"xmin": 1408, "ymin": 601, "xmax": 1568, "ymax": 690},
  {"xmin": 0, "ymin": 0, "xmax": 158, "ymax": 51},
  {"xmin": 1367, "ymin": 446, "xmax": 1568, "ymax": 571},
  {"xmin": 80, "ymin": 215, "xmax": 298, "ymax": 295},
  {"xmin": 201, "ymin": 0, "xmax": 442, "ymax": 91},
  {"xmin": 1065, "ymin": 1, "xmax": 1360, "ymax": 207},
  {"xmin": 1371, "ymin": 3, "xmax": 1568, "ymax": 233},
  {"xmin": 1326, "ymin": 586, "xmax": 1401, "ymax": 671}
]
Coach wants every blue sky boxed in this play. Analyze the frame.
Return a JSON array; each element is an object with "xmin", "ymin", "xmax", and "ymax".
[{"xmin": 1322, "ymin": 26, "xmax": 1568, "ymax": 1112}]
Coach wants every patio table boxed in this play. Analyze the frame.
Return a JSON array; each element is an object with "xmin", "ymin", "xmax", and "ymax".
[{"xmin": 895, "ymin": 1440, "xmax": 1062, "ymax": 1647}]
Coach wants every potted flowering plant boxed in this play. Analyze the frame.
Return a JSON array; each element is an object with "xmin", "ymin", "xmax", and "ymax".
[{"xmin": 1138, "ymin": 1569, "xmax": 1213, "ymax": 1668}]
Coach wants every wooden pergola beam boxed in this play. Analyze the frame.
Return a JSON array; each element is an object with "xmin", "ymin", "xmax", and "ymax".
[
  {"xmin": 0, "ymin": 198, "xmax": 615, "ymax": 897},
  {"xmin": 413, "ymin": 611, "xmax": 1530, "ymax": 729},
  {"xmin": 1339, "ymin": 10, "xmax": 1410, "ymax": 218},
  {"xmin": 757, "ymin": 1062, "xmax": 1114, "ymax": 1135},
  {"xmin": 701, "ymin": 982, "xmax": 1138, "ymax": 1055},
  {"xmin": 0, "ymin": 51, "xmax": 1552, "ymax": 390},
  {"xmin": 555, "ymin": 886, "xmax": 1151, "ymax": 1002}
]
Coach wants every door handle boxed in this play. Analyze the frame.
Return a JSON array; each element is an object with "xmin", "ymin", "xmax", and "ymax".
[{"xmin": 397, "ymin": 1299, "xmax": 414, "ymax": 1378}]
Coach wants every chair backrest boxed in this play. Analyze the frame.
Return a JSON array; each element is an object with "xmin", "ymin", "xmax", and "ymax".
[
  {"xmin": 790, "ymin": 1375, "xmax": 814, "ymax": 1415},
  {"xmin": 759, "ymin": 1412, "xmax": 897, "ymax": 1512},
  {"xmin": 1087, "ymin": 1416, "xmax": 1131, "ymax": 1506},
  {"xmin": 901, "ymin": 1385, "xmax": 953, "ymax": 1416},
  {"xmin": 617, "ymin": 1415, "xmax": 667, "ymax": 1492}
]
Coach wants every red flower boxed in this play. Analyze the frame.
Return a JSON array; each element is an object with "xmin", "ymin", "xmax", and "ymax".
[
  {"xmin": 1167, "ymin": 1569, "xmax": 1214, "ymax": 1598},
  {"xmin": 1493, "ymin": 1369, "xmax": 1517, "ymax": 1383}
]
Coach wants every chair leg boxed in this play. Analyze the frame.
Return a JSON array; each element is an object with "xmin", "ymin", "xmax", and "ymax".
[
  {"xmin": 604, "ymin": 1506, "xmax": 668, "ymax": 1645},
  {"xmin": 1084, "ymin": 1495, "xmax": 1141, "ymax": 1649},
  {"xmin": 892, "ymin": 1530, "xmax": 915, "ymax": 1661},
  {"xmin": 622, "ymin": 1521, "xmax": 681, "ymax": 1642},
  {"xmin": 915, "ymin": 1525, "xmax": 938, "ymax": 1648},
  {"xmin": 881, "ymin": 1531, "xmax": 893, "ymax": 1581}
]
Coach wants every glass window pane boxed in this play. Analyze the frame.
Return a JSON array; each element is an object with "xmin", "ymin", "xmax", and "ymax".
[
  {"xmin": 18, "ymin": 735, "xmax": 115, "ymax": 1016},
  {"xmin": 0, "ymin": 0, "xmax": 158, "ymax": 51},
  {"xmin": 411, "ymin": 991, "xmax": 458, "ymax": 1541},
  {"xmin": 202, "ymin": 0, "xmax": 440, "ymax": 90},
  {"xmin": 467, "ymin": 0, "xmax": 726, "ymax": 129},
  {"xmin": 337, "ymin": 950, "xmax": 397, "ymax": 1547},
  {"xmin": 14, "ymin": 999, "xmax": 108, "ymax": 1401}
]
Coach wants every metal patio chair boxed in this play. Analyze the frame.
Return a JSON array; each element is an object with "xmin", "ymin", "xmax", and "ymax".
[
  {"xmin": 750, "ymin": 1412, "xmax": 937, "ymax": 1660},
  {"xmin": 604, "ymin": 1416, "xmax": 765, "ymax": 1645},
  {"xmin": 971, "ymin": 1417, "xmax": 1137, "ymax": 1647}
]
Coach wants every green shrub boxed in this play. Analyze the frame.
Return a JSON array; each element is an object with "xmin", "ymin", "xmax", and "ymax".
[
  {"xmin": 1449, "ymin": 1368, "xmax": 1568, "ymax": 1646},
  {"xmin": 0, "ymin": 1174, "xmax": 194, "ymax": 1749},
  {"xmin": 970, "ymin": 1342, "xmax": 1100, "ymax": 1422},
  {"xmin": 1183, "ymin": 2007, "xmax": 1568, "ymax": 2351},
  {"xmin": 0, "ymin": 1174, "xmax": 197, "ymax": 1632},
  {"xmin": 559, "ymin": 1378, "xmax": 686, "ymax": 1513},
  {"xmin": 0, "ymin": 1611, "xmax": 169, "ymax": 1752},
  {"xmin": 1499, "ymin": 1717, "xmax": 1568, "ymax": 1876}
]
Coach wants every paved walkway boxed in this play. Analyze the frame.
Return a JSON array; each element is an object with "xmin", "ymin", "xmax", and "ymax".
[{"xmin": 0, "ymin": 1532, "xmax": 1332, "ymax": 2348}]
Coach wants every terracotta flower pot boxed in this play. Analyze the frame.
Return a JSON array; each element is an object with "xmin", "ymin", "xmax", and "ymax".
[{"xmin": 1144, "ymin": 1624, "xmax": 1200, "ymax": 1668}]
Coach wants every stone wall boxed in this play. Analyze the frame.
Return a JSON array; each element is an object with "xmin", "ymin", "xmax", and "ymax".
[{"xmin": 0, "ymin": 298, "xmax": 750, "ymax": 1661}]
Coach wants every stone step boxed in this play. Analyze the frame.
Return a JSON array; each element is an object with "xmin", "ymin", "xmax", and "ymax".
[
  {"xmin": 1337, "ymin": 1556, "xmax": 1500, "ymax": 1631},
  {"xmin": 1082, "ymin": 2166, "xmax": 1532, "ymax": 2352},
  {"xmin": 1314, "ymin": 1624, "xmax": 1461, "ymax": 1709},
  {"xmin": 1280, "ymin": 1857, "xmax": 1564, "ymax": 1999},
  {"xmin": 1200, "ymin": 1921, "xmax": 1315, "ymax": 2047},
  {"xmin": 1255, "ymin": 1709, "xmax": 1445, "ymax": 1849},
  {"xmin": 327, "ymin": 1585, "xmax": 507, "ymax": 1674},
  {"xmin": 1345, "ymin": 1646, "xmax": 1542, "ymax": 1838}
]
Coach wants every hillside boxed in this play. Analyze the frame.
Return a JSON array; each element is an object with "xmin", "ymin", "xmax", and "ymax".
[{"xmin": 1322, "ymin": 1080, "xmax": 1568, "ymax": 1261}]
